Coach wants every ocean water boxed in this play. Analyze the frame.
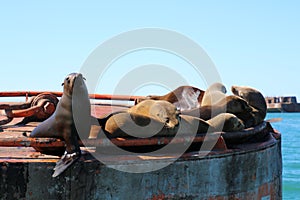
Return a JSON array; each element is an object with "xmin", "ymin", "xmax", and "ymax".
[{"xmin": 266, "ymin": 113, "xmax": 300, "ymax": 200}]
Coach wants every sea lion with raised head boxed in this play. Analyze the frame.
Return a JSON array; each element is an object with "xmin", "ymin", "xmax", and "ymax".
[
  {"xmin": 135, "ymin": 86, "xmax": 205, "ymax": 111},
  {"xmin": 201, "ymin": 82, "xmax": 227, "ymax": 107},
  {"xmin": 231, "ymin": 85, "xmax": 267, "ymax": 127},
  {"xmin": 29, "ymin": 73, "xmax": 91, "ymax": 177}
]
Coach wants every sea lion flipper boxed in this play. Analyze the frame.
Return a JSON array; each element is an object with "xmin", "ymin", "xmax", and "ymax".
[{"xmin": 52, "ymin": 151, "xmax": 80, "ymax": 177}]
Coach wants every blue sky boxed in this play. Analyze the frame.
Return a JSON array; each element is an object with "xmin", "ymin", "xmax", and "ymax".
[{"xmin": 1, "ymin": 1, "xmax": 299, "ymax": 99}]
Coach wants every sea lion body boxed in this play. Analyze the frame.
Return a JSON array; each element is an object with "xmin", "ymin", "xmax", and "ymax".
[
  {"xmin": 135, "ymin": 86, "xmax": 205, "ymax": 111},
  {"xmin": 207, "ymin": 113, "xmax": 245, "ymax": 132},
  {"xmin": 201, "ymin": 83, "xmax": 227, "ymax": 107},
  {"xmin": 231, "ymin": 86, "xmax": 267, "ymax": 127},
  {"xmin": 104, "ymin": 112, "xmax": 170, "ymax": 138},
  {"xmin": 104, "ymin": 112, "xmax": 213, "ymax": 138},
  {"xmin": 182, "ymin": 95, "xmax": 251, "ymax": 120},
  {"xmin": 29, "ymin": 73, "xmax": 91, "ymax": 177},
  {"xmin": 30, "ymin": 73, "xmax": 90, "ymax": 153}
]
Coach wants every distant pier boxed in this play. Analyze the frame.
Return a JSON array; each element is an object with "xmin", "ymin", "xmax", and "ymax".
[{"xmin": 266, "ymin": 96, "xmax": 300, "ymax": 112}]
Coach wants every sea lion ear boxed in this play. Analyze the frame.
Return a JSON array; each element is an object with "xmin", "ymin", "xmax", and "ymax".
[
  {"xmin": 83, "ymin": 77, "xmax": 86, "ymax": 81},
  {"xmin": 61, "ymin": 82, "xmax": 64, "ymax": 86}
]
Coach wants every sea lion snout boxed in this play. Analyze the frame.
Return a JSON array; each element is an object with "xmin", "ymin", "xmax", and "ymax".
[{"xmin": 164, "ymin": 115, "xmax": 179, "ymax": 129}]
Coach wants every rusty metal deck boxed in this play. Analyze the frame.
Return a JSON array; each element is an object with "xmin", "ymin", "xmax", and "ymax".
[
  {"xmin": 0, "ymin": 104, "xmax": 127, "ymax": 162},
  {"xmin": 0, "ymin": 103, "xmax": 280, "ymax": 163}
]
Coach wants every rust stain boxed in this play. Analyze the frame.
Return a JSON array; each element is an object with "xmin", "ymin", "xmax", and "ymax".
[{"xmin": 150, "ymin": 192, "xmax": 166, "ymax": 200}]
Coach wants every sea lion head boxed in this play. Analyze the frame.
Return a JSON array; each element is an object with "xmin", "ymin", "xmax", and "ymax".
[
  {"xmin": 226, "ymin": 95, "xmax": 252, "ymax": 113},
  {"xmin": 201, "ymin": 83, "xmax": 227, "ymax": 107},
  {"xmin": 151, "ymin": 100, "xmax": 180, "ymax": 129},
  {"xmin": 61, "ymin": 73, "xmax": 86, "ymax": 97},
  {"xmin": 228, "ymin": 114, "xmax": 245, "ymax": 131},
  {"xmin": 231, "ymin": 85, "xmax": 267, "ymax": 113},
  {"xmin": 129, "ymin": 100, "xmax": 179, "ymax": 129},
  {"xmin": 208, "ymin": 82, "xmax": 227, "ymax": 93}
]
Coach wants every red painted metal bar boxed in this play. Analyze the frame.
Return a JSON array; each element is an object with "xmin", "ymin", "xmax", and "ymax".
[{"xmin": 0, "ymin": 91, "xmax": 144, "ymax": 101}]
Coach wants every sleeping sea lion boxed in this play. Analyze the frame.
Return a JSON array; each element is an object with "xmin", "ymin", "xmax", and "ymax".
[
  {"xmin": 181, "ymin": 95, "xmax": 251, "ymax": 120},
  {"xmin": 231, "ymin": 85, "xmax": 267, "ymax": 127},
  {"xmin": 128, "ymin": 99, "xmax": 179, "ymax": 129},
  {"xmin": 201, "ymin": 82, "xmax": 227, "ymax": 107},
  {"xmin": 135, "ymin": 86, "xmax": 205, "ymax": 111},
  {"xmin": 207, "ymin": 113, "xmax": 245, "ymax": 132},
  {"xmin": 103, "ymin": 112, "xmax": 213, "ymax": 138},
  {"xmin": 30, "ymin": 73, "xmax": 91, "ymax": 177}
]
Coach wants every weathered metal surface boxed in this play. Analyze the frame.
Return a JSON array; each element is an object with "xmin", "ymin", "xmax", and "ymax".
[
  {"xmin": 0, "ymin": 131, "xmax": 227, "ymax": 150},
  {"xmin": 0, "ymin": 115, "xmax": 281, "ymax": 199},
  {"xmin": 0, "ymin": 135, "xmax": 281, "ymax": 200},
  {"xmin": 0, "ymin": 113, "xmax": 269, "ymax": 150},
  {"xmin": 0, "ymin": 93, "xmax": 59, "ymax": 126},
  {"xmin": 0, "ymin": 91, "xmax": 141, "ymax": 126},
  {"xmin": 0, "ymin": 95, "xmax": 282, "ymax": 199}
]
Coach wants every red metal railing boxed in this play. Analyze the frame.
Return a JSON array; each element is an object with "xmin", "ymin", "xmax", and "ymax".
[
  {"xmin": 0, "ymin": 91, "xmax": 143, "ymax": 101},
  {"xmin": 0, "ymin": 91, "xmax": 143, "ymax": 125}
]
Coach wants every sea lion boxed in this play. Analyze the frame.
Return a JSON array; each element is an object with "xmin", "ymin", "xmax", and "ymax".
[
  {"xmin": 232, "ymin": 106, "xmax": 261, "ymax": 128},
  {"xmin": 201, "ymin": 82, "xmax": 227, "ymax": 107},
  {"xmin": 207, "ymin": 113, "xmax": 245, "ymax": 132},
  {"xmin": 135, "ymin": 86, "xmax": 205, "ymax": 111},
  {"xmin": 128, "ymin": 100, "xmax": 179, "ymax": 129},
  {"xmin": 29, "ymin": 73, "xmax": 91, "ymax": 177},
  {"xmin": 104, "ymin": 112, "xmax": 170, "ymax": 138},
  {"xmin": 231, "ymin": 85, "xmax": 267, "ymax": 127},
  {"xmin": 181, "ymin": 95, "xmax": 251, "ymax": 120},
  {"xmin": 104, "ymin": 112, "xmax": 213, "ymax": 138}
]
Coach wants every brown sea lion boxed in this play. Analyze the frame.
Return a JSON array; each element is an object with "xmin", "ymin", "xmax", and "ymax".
[
  {"xmin": 135, "ymin": 86, "xmax": 205, "ymax": 111},
  {"xmin": 104, "ymin": 112, "xmax": 213, "ymax": 138},
  {"xmin": 181, "ymin": 95, "xmax": 251, "ymax": 120},
  {"xmin": 104, "ymin": 112, "xmax": 169, "ymax": 138},
  {"xmin": 29, "ymin": 73, "xmax": 91, "ymax": 177},
  {"xmin": 231, "ymin": 85, "xmax": 267, "ymax": 127},
  {"xmin": 201, "ymin": 82, "xmax": 227, "ymax": 107},
  {"xmin": 207, "ymin": 113, "xmax": 245, "ymax": 132},
  {"xmin": 128, "ymin": 100, "xmax": 179, "ymax": 129}
]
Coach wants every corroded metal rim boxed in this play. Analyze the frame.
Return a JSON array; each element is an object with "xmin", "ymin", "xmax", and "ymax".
[{"xmin": 0, "ymin": 121, "xmax": 277, "ymax": 149}]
